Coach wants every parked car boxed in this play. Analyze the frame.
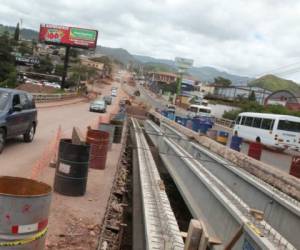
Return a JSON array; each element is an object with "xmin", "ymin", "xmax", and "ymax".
[
  {"xmin": 89, "ymin": 99, "xmax": 106, "ymax": 113},
  {"xmin": 0, "ymin": 88, "xmax": 38, "ymax": 153},
  {"xmin": 103, "ymin": 95, "xmax": 112, "ymax": 105},
  {"xmin": 111, "ymin": 89, "xmax": 117, "ymax": 97}
]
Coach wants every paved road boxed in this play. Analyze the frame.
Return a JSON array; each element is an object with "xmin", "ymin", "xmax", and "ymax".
[
  {"xmin": 132, "ymin": 84, "xmax": 294, "ymax": 173},
  {"xmin": 0, "ymin": 83, "xmax": 119, "ymax": 177}
]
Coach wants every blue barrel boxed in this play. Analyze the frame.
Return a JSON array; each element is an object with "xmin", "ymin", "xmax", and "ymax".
[
  {"xmin": 161, "ymin": 110, "xmax": 168, "ymax": 117},
  {"xmin": 230, "ymin": 135, "xmax": 243, "ymax": 152},
  {"xmin": 167, "ymin": 112, "xmax": 175, "ymax": 120},
  {"xmin": 175, "ymin": 116, "xmax": 186, "ymax": 126},
  {"xmin": 192, "ymin": 118, "xmax": 210, "ymax": 132},
  {"xmin": 198, "ymin": 123, "xmax": 210, "ymax": 134},
  {"xmin": 186, "ymin": 119, "xmax": 193, "ymax": 129}
]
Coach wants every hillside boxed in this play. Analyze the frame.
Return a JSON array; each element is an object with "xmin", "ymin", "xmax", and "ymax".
[
  {"xmin": 0, "ymin": 24, "xmax": 38, "ymax": 40},
  {"xmin": 133, "ymin": 54, "xmax": 252, "ymax": 85},
  {"xmin": 0, "ymin": 23, "xmax": 256, "ymax": 85},
  {"xmin": 249, "ymin": 74, "xmax": 300, "ymax": 93},
  {"xmin": 95, "ymin": 46, "xmax": 136, "ymax": 65}
]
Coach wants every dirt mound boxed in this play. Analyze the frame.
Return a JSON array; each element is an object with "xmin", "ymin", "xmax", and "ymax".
[{"xmin": 17, "ymin": 83, "xmax": 58, "ymax": 93}]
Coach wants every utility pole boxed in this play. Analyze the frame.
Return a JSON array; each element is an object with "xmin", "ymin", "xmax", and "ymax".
[{"xmin": 61, "ymin": 46, "xmax": 70, "ymax": 89}]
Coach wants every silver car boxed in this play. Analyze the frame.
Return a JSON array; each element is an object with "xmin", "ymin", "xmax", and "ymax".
[{"xmin": 89, "ymin": 99, "xmax": 106, "ymax": 113}]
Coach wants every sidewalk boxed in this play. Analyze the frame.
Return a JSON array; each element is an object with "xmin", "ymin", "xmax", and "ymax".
[{"xmin": 39, "ymin": 84, "xmax": 129, "ymax": 249}]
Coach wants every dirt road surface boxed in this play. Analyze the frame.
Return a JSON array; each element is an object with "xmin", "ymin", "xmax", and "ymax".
[{"xmin": 0, "ymin": 81, "xmax": 127, "ymax": 249}]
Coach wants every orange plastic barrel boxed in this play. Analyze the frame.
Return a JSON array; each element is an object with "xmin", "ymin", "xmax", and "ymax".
[
  {"xmin": 86, "ymin": 128, "xmax": 109, "ymax": 170},
  {"xmin": 99, "ymin": 114, "xmax": 110, "ymax": 124}
]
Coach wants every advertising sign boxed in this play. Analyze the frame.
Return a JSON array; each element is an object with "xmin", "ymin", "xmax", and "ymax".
[
  {"xmin": 16, "ymin": 56, "xmax": 40, "ymax": 65},
  {"xmin": 39, "ymin": 24, "xmax": 98, "ymax": 49},
  {"xmin": 175, "ymin": 57, "xmax": 194, "ymax": 69}
]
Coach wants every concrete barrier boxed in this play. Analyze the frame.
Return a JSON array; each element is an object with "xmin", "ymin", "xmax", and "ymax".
[{"xmin": 32, "ymin": 92, "xmax": 79, "ymax": 103}]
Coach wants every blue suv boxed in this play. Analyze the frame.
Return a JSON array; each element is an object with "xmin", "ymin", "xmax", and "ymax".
[{"xmin": 0, "ymin": 88, "xmax": 38, "ymax": 153}]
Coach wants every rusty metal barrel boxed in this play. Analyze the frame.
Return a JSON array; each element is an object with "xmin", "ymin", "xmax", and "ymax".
[
  {"xmin": 86, "ymin": 129, "xmax": 109, "ymax": 170},
  {"xmin": 54, "ymin": 139, "xmax": 90, "ymax": 196},
  {"xmin": 98, "ymin": 123, "xmax": 115, "ymax": 150},
  {"xmin": 0, "ymin": 176, "xmax": 52, "ymax": 249}
]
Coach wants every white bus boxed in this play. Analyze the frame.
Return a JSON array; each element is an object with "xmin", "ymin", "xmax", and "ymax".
[
  {"xmin": 188, "ymin": 104, "xmax": 212, "ymax": 117},
  {"xmin": 234, "ymin": 112, "xmax": 300, "ymax": 150}
]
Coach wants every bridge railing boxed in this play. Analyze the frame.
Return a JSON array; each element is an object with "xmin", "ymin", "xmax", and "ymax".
[
  {"xmin": 214, "ymin": 117, "xmax": 235, "ymax": 128},
  {"xmin": 32, "ymin": 92, "xmax": 79, "ymax": 102}
]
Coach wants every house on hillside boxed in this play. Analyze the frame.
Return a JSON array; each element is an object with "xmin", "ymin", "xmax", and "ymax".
[
  {"xmin": 264, "ymin": 90, "xmax": 300, "ymax": 111},
  {"xmin": 80, "ymin": 58, "xmax": 104, "ymax": 71}
]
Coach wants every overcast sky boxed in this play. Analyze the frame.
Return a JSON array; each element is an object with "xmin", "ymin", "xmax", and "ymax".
[{"xmin": 1, "ymin": 0, "xmax": 300, "ymax": 81}]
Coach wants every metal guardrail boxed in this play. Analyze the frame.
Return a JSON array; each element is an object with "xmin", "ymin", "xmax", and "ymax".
[
  {"xmin": 214, "ymin": 117, "xmax": 235, "ymax": 128},
  {"xmin": 144, "ymin": 120, "xmax": 297, "ymax": 249},
  {"xmin": 131, "ymin": 118, "xmax": 184, "ymax": 250},
  {"xmin": 32, "ymin": 92, "xmax": 79, "ymax": 102}
]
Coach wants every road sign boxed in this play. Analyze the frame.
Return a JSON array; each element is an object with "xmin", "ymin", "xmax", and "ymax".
[{"xmin": 175, "ymin": 57, "xmax": 194, "ymax": 69}]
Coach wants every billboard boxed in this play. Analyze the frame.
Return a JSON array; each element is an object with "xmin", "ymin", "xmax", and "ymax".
[
  {"xmin": 39, "ymin": 24, "xmax": 98, "ymax": 49},
  {"xmin": 175, "ymin": 57, "xmax": 194, "ymax": 69}
]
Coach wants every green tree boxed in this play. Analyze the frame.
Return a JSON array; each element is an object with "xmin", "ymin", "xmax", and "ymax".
[
  {"xmin": 0, "ymin": 31, "xmax": 16, "ymax": 87},
  {"xmin": 33, "ymin": 55, "xmax": 53, "ymax": 74},
  {"xmin": 54, "ymin": 64, "xmax": 65, "ymax": 76},
  {"xmin": 248, "ymin": 90, "xmax": 256, "ymax": 101},
  {"xmin": 18, "ymin": 41, "xmax": 32, "ymax": 55},
  {"xmin": 14, "ymin": 22, "xmax": 20, "ymax": 41},
  {"xmin": 214, "ymin": 77, "xmax": 232, "ymax": 86},
  {"xmin": 69, "ymin": 48, "xmax": 78, "ymax": 58}
]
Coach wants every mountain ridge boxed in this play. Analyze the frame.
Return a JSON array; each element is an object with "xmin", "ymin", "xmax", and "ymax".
[{"xmin": 249, "ymin": 74, "xmax": 300, "ymax": 93}]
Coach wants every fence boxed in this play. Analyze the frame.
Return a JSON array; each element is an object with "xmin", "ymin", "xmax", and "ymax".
[
  {"xmin": 33, "ymin": 92, "xmax": 79, "ymax": 103},
  {"xmin": 214, "ymin": 117, "xmax": 235, "ymax": 128}
]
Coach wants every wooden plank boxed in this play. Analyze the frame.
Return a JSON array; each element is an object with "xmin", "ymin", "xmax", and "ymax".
[
  {"xmin": 184, "ymin": 219, "xmax": 203, "ymax": 250},
  {"xmin": 72, "ymin": 127, "xmax": 85, "ymax": 145}
]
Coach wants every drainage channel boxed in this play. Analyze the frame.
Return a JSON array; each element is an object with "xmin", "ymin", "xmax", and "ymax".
[
  {"xmin": 144, "ymin": 127, "xmax": 193, "ymax": 233},
  {"xmin": 97, "ymin": 121, "xmax": 132, "ymax": 250},
  {"xmin": 130, "ymin": 118, "xmax": 184, "ymax": 250}
]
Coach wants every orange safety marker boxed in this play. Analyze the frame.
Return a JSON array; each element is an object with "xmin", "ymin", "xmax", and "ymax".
[{"xmin": 30, "ymin": 126, "xmax": 62, "ymax": 180}]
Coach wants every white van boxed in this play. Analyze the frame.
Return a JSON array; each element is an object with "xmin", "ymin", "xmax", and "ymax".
[
  {"xmin": 188, "ymin": 104, "xmax": 212, "ymax": 117},
  {"xmin": 111, "ymin": 89, "xmax": 117, "ymax": 97}
]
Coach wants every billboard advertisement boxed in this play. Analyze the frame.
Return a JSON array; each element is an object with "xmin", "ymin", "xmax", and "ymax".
[
  {"xmin": 175, "ymin": 57, "xmax": 194, "ymax": 69},
  {"xmin": 39, "ymin": 24, "xmax": 98, "ymax": 49}
]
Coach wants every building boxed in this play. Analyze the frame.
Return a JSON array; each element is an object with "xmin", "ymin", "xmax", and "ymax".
[
  {"xmin": 196, "ymin": 84, "xmax": 216, "ymax": 95},
  {"xmin": 265, "ymin": 90, "xmax": 300, "ymax": 111},
  {"xmin": 147, "ymin": 72, "xmax": 177, "ymax": 84},
  {"xmin": 213, "ymin": 86, "xmax": 272, "ymax": 104},
  {"xmin": 80, "ymin": 58, "xmax": 104, "ymax": 71}
]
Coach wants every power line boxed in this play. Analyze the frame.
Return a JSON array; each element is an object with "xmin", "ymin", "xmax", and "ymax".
[{"xmin": 256, "ymin": 61, "xmax": 300, "ymax": 78}]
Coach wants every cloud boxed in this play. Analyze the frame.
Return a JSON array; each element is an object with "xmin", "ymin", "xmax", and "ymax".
[{"xmin": 1, "ymin": 0, "xmax": 300, "ymax": 81}]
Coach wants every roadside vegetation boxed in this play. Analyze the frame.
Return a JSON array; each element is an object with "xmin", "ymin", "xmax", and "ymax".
[
  {"xmin": 223, "ymin": 101, "xmax": 300, "ymax": 120},
  {"xmin": 0, "ymin": 31, "xmax": 17, "ymax": 88}
]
